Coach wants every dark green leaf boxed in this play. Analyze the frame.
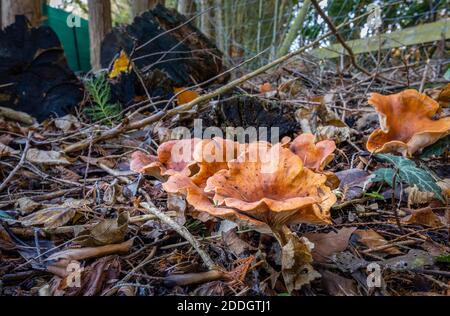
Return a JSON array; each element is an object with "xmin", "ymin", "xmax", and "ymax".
[
  {"xmin": 420, "ymin": 135, "xmax": 450, "ymax": 158},
  {"xmin": 373, "ymin": 154, "xmax": 443, "ymax": 201}
]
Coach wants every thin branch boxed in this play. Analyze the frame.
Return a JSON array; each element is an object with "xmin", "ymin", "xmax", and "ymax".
[
  {"xmin": 140, "ymin": 197, "xmax": 216, "ymax": 270},
  {"xmin": 0, "ymin": 132, "xmax": 32, "ymax": 193}
]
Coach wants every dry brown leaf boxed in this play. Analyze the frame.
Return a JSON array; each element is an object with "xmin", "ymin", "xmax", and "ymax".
[
  {"xmin": 26, "ymin": 148, "xmax": 71, "ymax": 165},
  {"xmin": 20, "ymin": 199, "xmax": 88, "ymax": 229},
  {"xmin": 221, "ymin": 229, "xmax": 255, "ymax": 257},
  {"xmin": 63, "ymin": 256, "xmax": 121, "ymax": 296},
  {"xmin": 353, "ymin": 229, "xmax": 402, "ymax": 255},
  {"xmin": 16, "ymin": 197, "xmax": 41, "ymax": 215},
  {"xmin": 275, "ymin": 226, "xmax": 320, "ymax": 293},
  {"xmin": 305, "ymin": 227, "xmax": 357, "ymax": 263},
  {"xmin": 405, "ymin": 185, "xmax": 435, "ymax": 207},
  {"xmin": 0, "ymin": 143, "xmax": 19, "ymax": 157},
  {"xmin": 401, "ymin": 207, "xmax": 445, "ymax": 228},
  {"xmin": 54, "ymin": 114, "xmax": 80, "ymax": 132},
  {"xmin": 76, "ymin": 212, "xmax": 129, "ymax": 247},
  {"xmin": 336, "ymin": 169, "xmax": 373, "ymax": 200},
  {"xmin": 321, "ymin": 270, "xmax": 359, "ymax": 296}
]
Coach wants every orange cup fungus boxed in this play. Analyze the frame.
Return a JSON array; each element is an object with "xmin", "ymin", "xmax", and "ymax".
[{"xmin": 366, "ymin": 89, "xmax": 450, "ymax": 156}]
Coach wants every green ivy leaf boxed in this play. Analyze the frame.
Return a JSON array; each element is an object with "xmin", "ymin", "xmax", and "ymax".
[
  {"xmin": 372, "ymin": 154, "xmax": 443, "ymax": 201},
  {"xmin": 372, "ymin": 168, "xmax": 396, "ymax": 186},
  {"xmin": 420, "ymin": 135, "xmax": 450, "ymax": 158},
  {"xmin": 444, "ymin": 67, "xmax": 450, "ymax": 81}
]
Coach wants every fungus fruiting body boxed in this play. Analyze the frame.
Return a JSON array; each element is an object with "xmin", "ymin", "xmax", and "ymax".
[{"xmin": 366, "ymin": 89, "xmax": 450, "ymax": 156}]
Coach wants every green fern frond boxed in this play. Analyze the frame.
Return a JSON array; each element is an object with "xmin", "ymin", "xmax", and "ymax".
[{"xmin": 83, "ymin": 74, "xmax": 122, "ymax": 126}]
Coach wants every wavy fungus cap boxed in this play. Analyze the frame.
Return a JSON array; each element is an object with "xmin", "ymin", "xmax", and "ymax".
[
  {"xmin": 204, "ymin": 143, "xmax": 336, "ymax": 227},
  {"xmin": 130, "ymin": 139, "xmax": 200, "ymax": 180},
  {"xmin": 366, "ymin": 90, "xmax": 450, "ymax": 156},
  {"xmin": 289, "ymin": 134, "xmax": 336, "ymax": 171}
]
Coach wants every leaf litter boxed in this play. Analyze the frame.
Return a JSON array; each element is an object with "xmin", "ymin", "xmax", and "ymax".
[{"xmin": 0, "ymin": 11, "xmax": 449, "ymax": 298}]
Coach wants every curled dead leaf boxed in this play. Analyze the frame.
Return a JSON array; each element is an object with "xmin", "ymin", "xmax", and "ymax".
[
  {"xmin": 401, "ymin": 207, "xmax": 445, "ymax": 228},
  {"xmin": 76, "ymin": 212, "xmax": 129, "ymax": 247},
  {"xmin": 274, "ymin": 226, "xmax": 320, "ymax": 293}
]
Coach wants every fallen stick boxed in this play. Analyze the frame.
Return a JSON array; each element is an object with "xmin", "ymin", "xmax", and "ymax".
[
  {"xmin": 164, "ymin": 270, "xmax": 227, "ymax": 287},
  {"xmin": 140, "ymin": 199, "xmax": 216, "ymax": 270},
  {"xmin": 63, "ymin": 29, "xmax": 338, "ymax": 154}
]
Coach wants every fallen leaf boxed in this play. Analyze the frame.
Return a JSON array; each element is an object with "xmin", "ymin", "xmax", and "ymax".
[
  {"xmin": 20, "ymin": 199, "xmax": 89, "ymax": 229},
  {"xmin": 221, "ymin": 229, "xmax": 255, "ymax": 257},
  {"xmin": 167, "ymin": 193, "xmax": 187, "ymax": 225},
  {"xmin": 405, "ymin": 185, "xmax": 434, "ymax": 207},
  {"xmin": 401, "ymin": 207, "xmax": 445, "ymax": 228},
  {"xmin": 306, "ymin": 227, "xmax": 357, "ymax": 262},
  {"xmin": 276, "ymin": 226, "xmax": 320, "ymax": 293},
  {"xmin": 321, "ymin": 270, "xmax": 359, "ymax": 296},
  {"xmin": 26, "ymin": 148, "xmax": 71, "ymax": 165},
  {"xmin": 16, "ymin": 197, "xmax": 41, "ymax": 215},
  {"xmin": 316, "ymin": 125, "xmax": 352, "ymax": 144},
  {"xmin": 63, "ymin": 256, "xmax": 121, "ymax": 296},
  {"xmin": 174, "ymin": 87, "xmax": 199, "ymax": 105},
  {"xmin": 76, "ymin": 212, "xmax": 129, "ymax": 247},
  {"xmin": 0, "ymin": 143, "xmax": 19, "ymax": 157},
  {"xmin": 336, "ymin": 169, "xmax": 374, "ymax": 200},
  {"xmin": 54, "ymin": 114, "xmax": 80, "ymax": 132},
  {"xmin": 353, "ymin": 229, "xmax": 402, "ymax": 255}
]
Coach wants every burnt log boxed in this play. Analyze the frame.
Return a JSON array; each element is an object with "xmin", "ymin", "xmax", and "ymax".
[
  {"xmin": 101, "ymin": 4, "xmax": 229, "ymax": 88},
  {"xmin": 199, "ymin": 96, "xmax": 299, "ymax": 141},
  {"xmin": 0, "ymin": 16, "xmax": 83, "ymax": 122}
]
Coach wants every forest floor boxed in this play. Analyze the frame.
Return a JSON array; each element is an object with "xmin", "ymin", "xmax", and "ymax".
[{"xmin": 0, "ymin": 46, "xmax": 449, "ymax": 296}]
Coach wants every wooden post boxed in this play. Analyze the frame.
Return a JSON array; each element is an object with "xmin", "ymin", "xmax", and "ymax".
[
  {"xmin": 131, "ymin": 0, "xmax": 165, "ymax": 18},
  {"xmin": 88, "ymin": 0, "xmax": 112, "ymax": 71},
  {"xmin": 1, "ymin": 0, "xmax": 43, "ymax": 28}
]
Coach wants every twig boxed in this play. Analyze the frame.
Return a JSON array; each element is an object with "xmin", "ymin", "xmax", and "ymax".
[
  {"xmin": 140, "ymin": 197, "xmax": 216, "ymax": 270},
  {"xmin": 362, "ymin": 239, "xmax": 418, "ymax": 254},
  {"xmin": 419, "ymin": 59, "xmax": 430, "ymax": 93},
  {"xmin": 391, "ymin": 169, "xmax": 404, "ymax": 234},
  {"xmin": 0, "ymin": 132, "xmax": 31, "ymax": 193}
]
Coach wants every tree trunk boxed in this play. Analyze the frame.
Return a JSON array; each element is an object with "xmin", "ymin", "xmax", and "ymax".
[
  {"xmin": 88, "ymin": 0, "xmax": 112, "ymax": 71},
  {"xmin": 177, "ymin": 0, "xmax": 196, "ymax": 19},
  {"xmin": 131, "ymin": 0, "xmax": 165, "ymax": 18},
  {"xmin": 200, "ymin": 0, "xmax": 214, "ymax": 40},
  {"xmin": 1, "ymin": 0, "xmax": 43, "ymax": 28},
  {"xmin": 214, "ymin": 0, "xmax": 224, "ymax": 52}
]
